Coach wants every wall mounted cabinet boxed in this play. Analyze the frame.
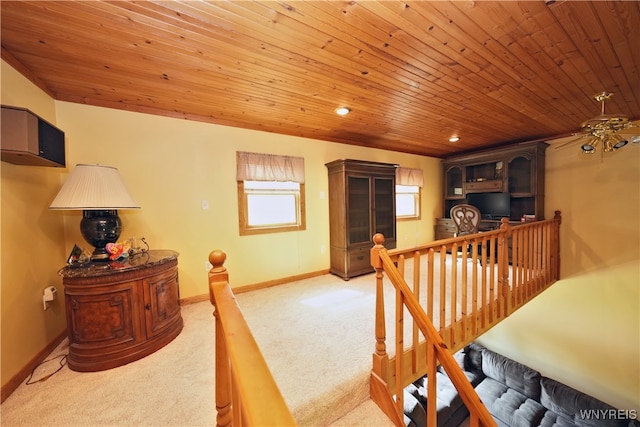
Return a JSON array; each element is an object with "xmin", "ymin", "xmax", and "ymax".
[
  {"xmin": 326, "ymin": 159, "xmax": 397, "ymax": 280},
  {"xmin": 1, "ymin": 105, "xmax": 65, "ymax": 167}
]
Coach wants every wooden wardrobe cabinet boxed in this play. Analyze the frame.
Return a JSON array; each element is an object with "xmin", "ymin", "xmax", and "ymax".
[
  {"xmin": 326, "ymin": 159, "xmax": 397, "ymax": 280},
  {"xmin": 59, "ymin": 250, "xmax": 183, "ymax": 372}
]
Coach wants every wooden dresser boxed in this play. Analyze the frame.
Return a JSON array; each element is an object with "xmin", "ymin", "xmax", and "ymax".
[{"xmin": 59, "ymin": 250, "xmax": 183, "ymax": 372}]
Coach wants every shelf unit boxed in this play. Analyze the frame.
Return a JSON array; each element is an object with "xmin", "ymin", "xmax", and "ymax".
[{"xmin": 442, "ymin": 141, "xmax": 548, "ymax": 222}]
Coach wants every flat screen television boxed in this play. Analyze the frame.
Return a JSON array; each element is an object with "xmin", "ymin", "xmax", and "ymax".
[{"xmin": 466, "ymin": 192, "xmax": 510, "ymax": 220}]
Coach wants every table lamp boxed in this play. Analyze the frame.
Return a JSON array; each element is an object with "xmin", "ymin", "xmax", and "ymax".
[{"xmin": 49, "ymin": 164, "xmax": 140, "ymax": 261}]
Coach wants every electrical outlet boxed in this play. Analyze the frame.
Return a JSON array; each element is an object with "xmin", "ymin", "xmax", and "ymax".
[{"xmin": 43, "ymin": 286, "xmax": 57, "ymax": 310}]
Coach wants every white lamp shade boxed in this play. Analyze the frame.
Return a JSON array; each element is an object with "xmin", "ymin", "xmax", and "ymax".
[{"xmin": 49, "ymin": 164, "xmax": 140, "ymax": 210}]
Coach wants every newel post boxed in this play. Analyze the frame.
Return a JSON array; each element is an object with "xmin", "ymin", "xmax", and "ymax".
[
  {"xmin": 498, "ymin": 219, "xmax": 512, "ymax": 316},
  {"xmin": 553, "ymin": 210, "xmax": 562, "ymax": 280},
  {"xmin": 208, "ymin": 250, "xmax": 232, "ymax": 427},
  {"xmin": 370, "ymin": 234, "xmax": 388, "ymax": 365}
]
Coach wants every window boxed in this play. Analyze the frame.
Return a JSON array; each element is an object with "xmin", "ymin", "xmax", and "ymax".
[
  {"xmin": 238, "ymin": 180, "xmax": 305, "ymax": 234},
  {"xmin": 237, "ymin": 151, "xmax": 306, "ymax": 235},
  {"xmin": 396, "ymin": 185, "xmax": 421, "ymax": 219},
  {"xmin": 396, "ymin": 167, "xmax": 424, "ymax": 220}
]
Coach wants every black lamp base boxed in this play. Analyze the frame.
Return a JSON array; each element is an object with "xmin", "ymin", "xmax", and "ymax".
[{"xmin": 80, "ymin": 210, "xmax": 122, "ymax": 261}]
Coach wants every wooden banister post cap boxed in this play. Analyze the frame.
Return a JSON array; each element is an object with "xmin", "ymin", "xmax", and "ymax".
[
  {"xmin": 208, "ymin": 249, "xmax": 227, "ymax": 272},
  {"xmin": 499, "ymin": 217, "xmax": 510, "ymax": 229},
  {"xmin": 372, "ymin": 233, "xmax": 385, "ymax": 246},
  {"xmin": 370, "ymin": 233, "xmax": 385, "ymax": 269}
]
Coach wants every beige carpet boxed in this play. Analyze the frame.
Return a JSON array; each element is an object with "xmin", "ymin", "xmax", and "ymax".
[
  {"xmin": 234, "ymin": 272, "xmax": 392, "ymax": 426},
  {"xmin": 1, "ymin": 301, "xmax": 216, "ymax": 426},
  {"xmin": 1, "ymin": 253, "xmax": 485, "ymax": 426},
  {"xmin": 0, "ymin": 271, "xmax": 395, "ymax": 427}
]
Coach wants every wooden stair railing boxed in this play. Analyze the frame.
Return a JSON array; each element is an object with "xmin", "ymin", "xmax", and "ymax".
[
  {"xmin": 369, "ymin": 212, "xmax": 562, "ymax": 426},
  {"xmin": 208, "ymin": 249, "xmax": 296, "ymax": 427},
  {"xmin": 372, "ymin": 246, "xmax": 496, "ymax": 427}
]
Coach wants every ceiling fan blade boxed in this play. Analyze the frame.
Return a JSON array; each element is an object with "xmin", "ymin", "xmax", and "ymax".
[
  {"xmin": 618, "ymin": 121, "xmax": 640, "ymax": 135},
  {"xmin": 551, "ymin": 133, "xmax": 589, "ymax": 150}
]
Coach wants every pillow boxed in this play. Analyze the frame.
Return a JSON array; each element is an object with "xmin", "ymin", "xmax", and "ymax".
[
  {"xmin": 540, "ymin": 377, "xmax": 629, "ymax": 427},
  {"xmin": 464, "ymin": 342, "xmax": 485, "ymax": 371},
  {"xmin": 453, "ymin": 349, "xmax": 466, "ymax": 370},
  {"xmin": 481, "ymin": 349, "xmax": 541, "ymax": 400},
  {"xmin": 475, "ymin": 378, "xmax": 546, "ymax": 427}
]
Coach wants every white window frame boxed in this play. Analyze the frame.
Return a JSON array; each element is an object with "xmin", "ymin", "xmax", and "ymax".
[
  {"xmin": 396, "ymin": 184, "xmax": 421, "ymax": 220},
  {"xmin": 238, "ymin": 180, "xmax": 306, "ymax": 235}
]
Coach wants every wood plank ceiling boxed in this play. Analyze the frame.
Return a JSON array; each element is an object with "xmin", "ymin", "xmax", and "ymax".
[{"xmin": 1, "ymin": 1, "xmax": 639, "ymax": 158}]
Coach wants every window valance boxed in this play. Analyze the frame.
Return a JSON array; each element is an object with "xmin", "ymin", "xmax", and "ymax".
[
  {"xmin": 396, "ymin": 167, "xmax": 424, "ymax": 187},
  {"xmin": 236, "ymin": 151, "xmax": 305, "ymax": 183}
]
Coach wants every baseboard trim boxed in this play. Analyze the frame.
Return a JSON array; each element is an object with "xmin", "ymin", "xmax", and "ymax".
[
  {"xmin": 1, "ymin": 329, "xmax": 67, "ymax": 403},
  {"xmin": 234, "ymin": 268, "xmax": 331, "ymax": 294},
  {"xmin": 180, "ymin": 268, "xmax": 331, "ymax": 305},
  {"xmin": 180, "ymin": 293, "xmax": 210, "ymax": 305}
]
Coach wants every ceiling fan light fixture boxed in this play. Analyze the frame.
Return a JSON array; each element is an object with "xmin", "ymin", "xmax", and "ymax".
[
  {"xmin": 575, "ymin": 91, "xmax": 636, "ymax": 155},
  {"xmin": 580, "ymin": 142, "xmax": 596, "ymax": 154},
  {"xmin": 611, "ymin": 139, "xmax": 628, "ymax": 151},
  {"xmin": 600, "ymin": 134, "xmax": 629, "ymax": 152}
]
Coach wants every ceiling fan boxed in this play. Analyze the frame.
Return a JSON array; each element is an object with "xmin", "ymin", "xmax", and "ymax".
[{"xmin": 560, "ymin": 91, "xmax": 639, "ymax": 155}]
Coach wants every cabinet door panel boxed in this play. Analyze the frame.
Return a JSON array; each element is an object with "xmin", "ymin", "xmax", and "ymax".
[
  {"xmin": 373, "ymin": 177, "xmax": 395, "ymax": 240},
  {"xmin": 347, "ymin": 176, "xmax": 371, "ymax": 245},
  {"xmin": 143, "ymin": 268, "xmax": 181, "ymax": 337},
  {"xmin": 508, "ymin": 155, "xmax": 534, "ymax": 195},
  {"xmin": 445, "ymin": 165, "xmax": 464, "ymax": 199},
  {"xmin": 67, "ymin": 288, "xmax": 136, "ymax": 345}
]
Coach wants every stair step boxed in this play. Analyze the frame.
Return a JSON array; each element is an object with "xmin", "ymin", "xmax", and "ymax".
[{"xmin": 329, "ymin": 399, "xmax": 394, "ymax": 426}]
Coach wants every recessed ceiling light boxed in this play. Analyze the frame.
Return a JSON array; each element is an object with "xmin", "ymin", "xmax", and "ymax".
[
  {"xmin": 449, "ymin": 136, "xmax": 460, "ymax": 143},
  {"xmin": 335, "ymin": 107, "xmax": 350, "ymax": 116}
]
